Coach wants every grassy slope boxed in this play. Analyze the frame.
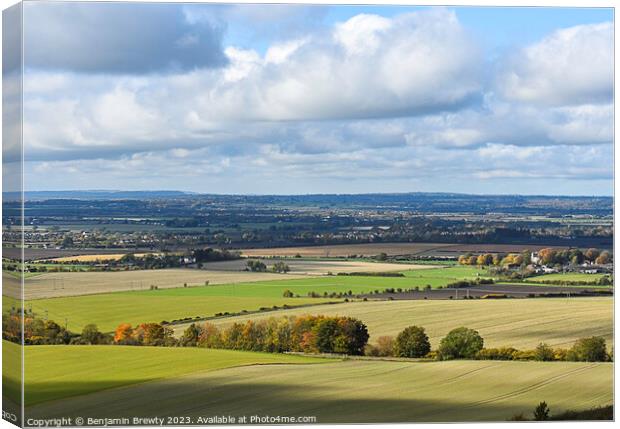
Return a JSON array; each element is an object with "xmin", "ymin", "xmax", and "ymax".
[
  {"xmin": 1, "ymin": 341, "xmax": 330, "ymax": 406},
  {"xmin": 194, "ymin": 298, "xmax": 613, "ymax": 350},
  {"xmin": 28, "ymin": 359, "xmax": 612, "ymax": 422}
]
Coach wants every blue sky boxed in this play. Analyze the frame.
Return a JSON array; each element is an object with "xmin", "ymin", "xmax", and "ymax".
[{"xmin": 15, "ymin": 3, "xmax": 614, "ymax": 195}]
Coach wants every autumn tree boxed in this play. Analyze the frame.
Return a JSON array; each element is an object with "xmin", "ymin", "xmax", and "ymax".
[
  {"xmin": 595, "ymin": 251, "xmax": 611, "ymax": 265},
  {"xmin": 114, "ymin": 323, "xmax": 134, "ymax": 344},
  {"xmin": 585, "ymin": 248, "xmax": 601, "ymax": 263}
]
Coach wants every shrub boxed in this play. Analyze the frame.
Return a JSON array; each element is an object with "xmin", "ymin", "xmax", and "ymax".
[
  {"xmin": 394, "ymin": 326, "xmax": 431, "ymax": 358},
  {"xmin": 437, "ymin": 327, "xmax": 484, "ymax": 360},
  {"xmin": 567, "ymin": 336, "xmax": 608, "ymax": 362},
  {"xmin": 374, "ymin": 336, "xmax": 395, "ymax": 357},
  {"xmin": 476, "ymin": 347, "xmax": 518, "ymax": 361}
]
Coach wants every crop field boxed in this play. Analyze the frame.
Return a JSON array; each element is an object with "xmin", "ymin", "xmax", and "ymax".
[
  {"xmin": 528, "ymin": 273, "xmax": 608, "ymax": 283},
  {"xmin": 47, "ymin": 253, "xmax": 164, "ymax": 262},
  {"xmin": 10, "ymin": 260, "xmax": 439, "ymax": 300},
  {"xmin": 27, "ymin": 357, "xmax": 612, "ymax": 422},
  {"xmin": 15, "ymin": 269, "xmax": 312, "ymax": 299},
  {"xmin": 1, "ymin": 341, "xmax": 329, "ymax": 406},
  {"xmin": 202, "ymin": 259, "xmax": 432, "ymax": 274},
  {"xmin": 21, "ymin": 265, "xmax": 494, "ymax": 331},
  {"xmin": 182, "ymin": 298, "xmax": 614, "ymax": 350},
  {"xmin": 22, "ymin": 264, "xmax": 609, "ymax": 334},
  {"xmin": 23, "ymin": 292, "xmax": 337, "ymax": 332}
]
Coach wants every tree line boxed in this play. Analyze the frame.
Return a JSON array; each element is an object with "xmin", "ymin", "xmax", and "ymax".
[
  {"xmin": 3, "ymin": 310, "xmax": 610, "ymax": 363},
  {"xmin": 458, "ymin": 248, "xmax": 612, "ymax": 267}
]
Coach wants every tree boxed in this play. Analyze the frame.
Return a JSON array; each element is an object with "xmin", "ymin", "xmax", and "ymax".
[
  {"xmin": 567, "ymin": 337, "xmax": 607, "ymax": 362},
  {"xmin": 272, "ymin": 261, "xmax": 290, "ymax": 273},
  {"xmin": 179, "ymin": 323, "xmax": 201, "ymax": 347},
  {"xmin": 538, "ymin": 248, "xmax": 557, "ymax": 265},
  {"xmin": 114, "ymin": 323, "xmax": 134, "ymax": 344},
  {"xmin": 394, "ymin": 326, "xmax": 431, "ymax": 358},
  {"xmin": 533, "ymin": 401, "xmax": 550, "ymax": 421},
  {"xmin": 246, "ymin": 260, "xmax": 267, "ymax": 272},
  {"xmin": 585, "ymin": 248, "xmax": 600, "ymax": 263},
  {"xmin": 375, "ymin": 336, "xmax": 395, "ymax": 357},
  {"xmin": 595, "ymin": 251, "xmax": 611, "ymax": 265},
  {"xmin": 476, "ymin": 254, "xmax": 493, "ymax": 266},
  {"xmin": 533, "ymin": 343, "xmax": 554, "ymax": 361},
  {"xmin": 282, "ymin": 289, "xmax": 294, "ymax": 298},
  {"xmin": 81, "ymin": 324, "xmax": 104, "ymax": 345},
  {"xmin": 437, "ymin": 327, "xmax": 484, "ymax": 360}
]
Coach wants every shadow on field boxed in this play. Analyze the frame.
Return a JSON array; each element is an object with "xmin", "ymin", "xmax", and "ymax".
[{"xmin": 25, "ymin": 376, "xmax": 582, "ymax": 424}]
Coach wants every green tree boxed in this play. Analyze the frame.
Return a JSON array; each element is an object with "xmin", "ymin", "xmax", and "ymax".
[
  {"xmin": 533, "ymin": 401, "xmax": 550, "ymax": 421},
  {"xmin": 272, "ymin": 261, "xmax": 291, "ymax": 273},
  {"xmin": 567, "ymin": 337, "xmax": 607, "ymax": 362},
  {"xmin": 437, "ymin": 327, "xmax": 484, "ymax": 360},
  {"xmin": 179, "ymin": 323, "xmax": 201, "ymax": 347},
  {"xmin": 246, "ymin": 260, "xmax": 267, "ymax": 272},
  {"xmin": 533, "ymin": 343, "xmax": 555, "ymax": 361},
  {"xmin": 81, "ymin": 324, "xmax": 103, "ymax": 345},
  {"xmin": 394, "ymin": 326, "xmax": 431, "ymax": 358}
]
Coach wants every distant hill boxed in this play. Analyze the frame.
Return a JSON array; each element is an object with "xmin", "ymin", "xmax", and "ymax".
[{"xmin": 4, "ymin": 190, "xmax": 193, "ymax": 200}]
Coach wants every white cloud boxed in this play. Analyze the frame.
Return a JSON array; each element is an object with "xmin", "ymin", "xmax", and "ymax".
[
  {"xmin": 18, "ymin": 8, "xmax": 613, "ymax": 195},
  {"xmin": 496, "ymin": 22, "xmax": 612, "ymax": 106}
]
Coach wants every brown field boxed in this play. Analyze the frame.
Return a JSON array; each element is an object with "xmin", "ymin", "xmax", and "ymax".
[
  {"xmin": 6, "ymin": 270, "xmax": 311, "ymax": 300},
  {"xmin": 13, "ymin": 248, "xmax": 153, "ymax": 262},
  {"xmin": 239, "ymin": 243, "xmax": 567, "ymax": 258},
  {"xmin": 240, "ymin": 243, "xmax": 454, "ymax": 257}
]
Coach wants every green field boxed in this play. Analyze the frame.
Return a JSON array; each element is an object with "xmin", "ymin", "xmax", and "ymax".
[
  {"xmin": 528, "ymin": 273, "xmax": 609, "ymax": 283},
  {"xmin": 25, "ymin": 294, "xmax": 337, "ymax": 332},
  {"xmin": 2, "ymin": 341, "xmax": 330, "ymax": 406},
  {"xmin": 27, "ymin": 357, "xmax": 612, "ymax": 422},
  {"xmin": 23, "ymin": 266, "xmax": 492, "ymax": 332},
  {"xmin": 191, "ymin": 298, "xmax": 613, "ymax": 350}
]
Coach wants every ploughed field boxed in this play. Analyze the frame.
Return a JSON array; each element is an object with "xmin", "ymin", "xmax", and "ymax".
[
  {"xmin": 240, "ymin": 243, "xmax": 566, "ymax": 258},
  {"xmin": 174, "ymin": 298, "xmax": 614, "ymax": 350},
  {"xmin": 23, "ymin": 344, "xmax": 612, "ymax": 423}
]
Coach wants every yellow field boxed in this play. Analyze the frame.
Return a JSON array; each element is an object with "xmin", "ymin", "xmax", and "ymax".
[
  {"xmin": 176, "ymin": 298, "xmax": 614, "ymax": 350},
  {"xmin": 27, "ymin": 358, "xmax": 612, "ymax": 422},
  {"xmin": 46, "ymin": 253, "xmax": 162, "ymax": 262},
  {"xmin": 12, "ymin": 269, "xmax": 309, "ymax": 299}
]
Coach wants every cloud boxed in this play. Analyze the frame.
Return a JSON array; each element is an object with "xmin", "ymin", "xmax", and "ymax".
[
  {"xmin": 17, "ymin": 6, "xmax": 613, "ymax": 195},
  {"xmin": 23, "ymin": 2, "xmax": 228, "ymax": 73},
  {"xmin": 496, "ymin": 22, "xmax": 612, "ymax": 106}
]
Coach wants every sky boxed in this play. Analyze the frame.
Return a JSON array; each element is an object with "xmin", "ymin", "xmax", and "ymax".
[{"xmin": 12, "ymin": 2, "xmax": 614, "ymax": 195}]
